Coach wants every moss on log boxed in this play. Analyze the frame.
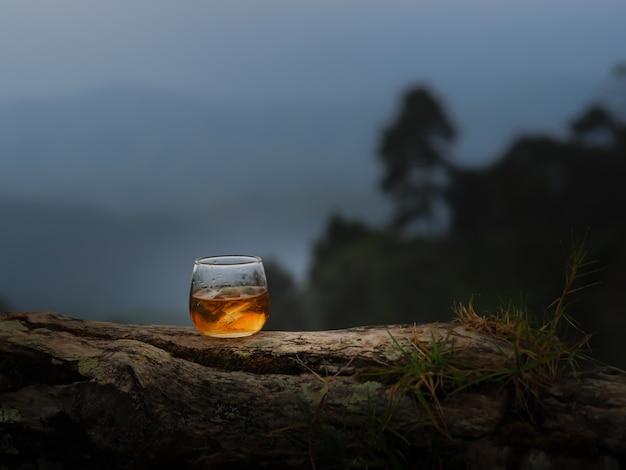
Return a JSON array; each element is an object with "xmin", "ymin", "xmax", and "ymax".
[{"xmin": 1, "ymin": 311, "xmax": 625, "ymax": 469}]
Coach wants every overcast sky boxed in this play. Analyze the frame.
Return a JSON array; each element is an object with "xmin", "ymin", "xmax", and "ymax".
[{"xmin": 2, "ymin": 1, "xmax": 625, "ymax": 107}]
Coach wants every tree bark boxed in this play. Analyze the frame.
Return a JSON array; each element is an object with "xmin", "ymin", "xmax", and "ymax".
[{"xmin": 1, "ymin": 311, "xmax": 625, "ymax": 469}]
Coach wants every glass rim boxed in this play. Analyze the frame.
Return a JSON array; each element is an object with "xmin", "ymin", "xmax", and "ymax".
[{"xmin": 194, "ymin": 255, "xmax": 262, "ymax": 266}]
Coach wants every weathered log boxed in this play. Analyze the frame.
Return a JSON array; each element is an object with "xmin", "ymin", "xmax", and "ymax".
[{"xmin": 1, "ymin": 311, "xmax": 625, "ymax": 469}]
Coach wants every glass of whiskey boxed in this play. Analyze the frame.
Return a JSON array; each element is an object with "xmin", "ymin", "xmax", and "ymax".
[{"xmin": 189, "ymin": 255, "xmax": 270, "ymax": 338}]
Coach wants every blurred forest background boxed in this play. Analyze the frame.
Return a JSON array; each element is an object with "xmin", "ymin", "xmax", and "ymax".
[{"xmin": 267, "ymin": 67, "xmax": 626, "ymax": 368}]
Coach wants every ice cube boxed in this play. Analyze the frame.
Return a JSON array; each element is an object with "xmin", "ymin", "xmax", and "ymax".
[
  {"xmin": 221, "ymin": 299, "xmax": 253, "ymax": 325},
  {"xmin": 198, "ymin": 288, "xmax": 220, "ymax": 300}
]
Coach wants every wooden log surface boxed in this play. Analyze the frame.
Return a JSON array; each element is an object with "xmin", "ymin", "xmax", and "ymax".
[{"xmin": 1, "ymin": 311, "xmax": 625, "ymax": 469}]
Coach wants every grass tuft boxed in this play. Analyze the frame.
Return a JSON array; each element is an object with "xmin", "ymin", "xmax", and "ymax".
[{"xmin": 368, "ymin": 232, "xmax": 599, "ymax": 430}]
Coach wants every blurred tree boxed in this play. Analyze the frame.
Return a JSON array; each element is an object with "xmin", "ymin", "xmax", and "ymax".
[
  {"xmin": 449, "ymin": 136, "xmax": 565, "ymax": 236},
  {"xmin": 309, "ymin": 214, "xmax": 462, "ymax": 329},
  {"xmin": 570, "ymin": 104, "xmax": 619, "ymax": 149},
  {"xmin": 378, "ymin": 85, "xmax": 457, "ymax": 232},
  {"xmin": 311, "ymin": 214, "xmax": 373, "ymax": 263},
  {"xmin": 308, "ymin": 215, "xmax": 379, "ymax": 329},
  {"xmin": 450, "ymin": 100, "xmax": 626, "ymax": 238},
  {"xmin": 262, "ymin": 259, "xmax": 308, "ymax": 331}
]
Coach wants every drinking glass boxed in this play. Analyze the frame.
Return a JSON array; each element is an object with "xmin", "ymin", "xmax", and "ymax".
[{"xmin": 189, "ymin": 255, "xmax": 270, "ymax": 337}]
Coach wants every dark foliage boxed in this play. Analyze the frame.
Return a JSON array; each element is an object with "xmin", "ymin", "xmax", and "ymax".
[
  {"xmin": 262, "ymin": 259, "xmax": 308, "ymax": 331},
  {"xmin": 309, "ymin": 83, "xmax": 626, "ymax": 367}
]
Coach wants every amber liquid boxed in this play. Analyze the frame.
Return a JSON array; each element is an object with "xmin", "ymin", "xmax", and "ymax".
[{"xmin": 189, "ymin": 286, "xmax": 270, "ymax": 337}]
